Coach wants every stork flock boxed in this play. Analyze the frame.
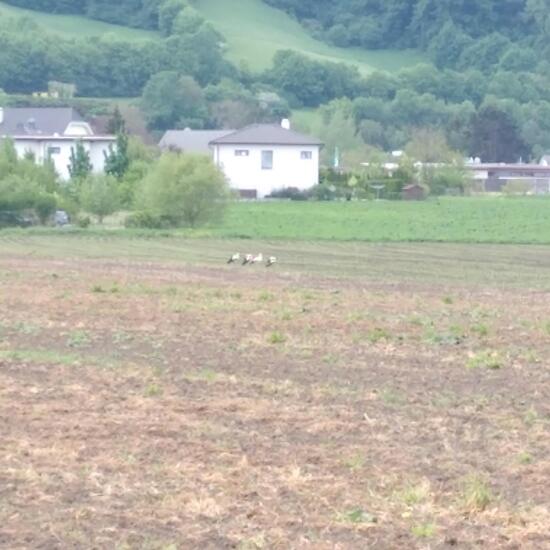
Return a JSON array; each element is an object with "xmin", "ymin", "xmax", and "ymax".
[{"xmin": 227, "ymin": 253, "xmax": 277, "ymax": 267}]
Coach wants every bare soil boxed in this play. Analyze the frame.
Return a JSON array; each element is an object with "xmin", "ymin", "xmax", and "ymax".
[{"xmin": 1, "ymin": 254, "xmax": 549, "ymax": 549}]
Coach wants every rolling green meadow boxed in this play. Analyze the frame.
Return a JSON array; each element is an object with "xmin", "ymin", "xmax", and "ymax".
[
  {"xmin": 209, "ymin": 197, "xmax": 550, "ymax": 244},
  {"xmin": 195, "ymin": 0, "xmax": 424, "ymax": 72}
]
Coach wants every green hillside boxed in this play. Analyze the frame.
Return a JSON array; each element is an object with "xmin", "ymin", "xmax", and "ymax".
[
  {"xmin": 0, "ymin": 0, "xmax": 422, "ymax": 72},
  {"xmin": 0, "ymin": 1, "xmax": 158, "ymax": 40},
  {"xmin": 195, "ymin": 0, "xmax": 424, "ymax": 73}
]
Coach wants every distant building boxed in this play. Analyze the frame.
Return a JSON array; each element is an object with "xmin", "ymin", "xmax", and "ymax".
[
  {"xmin": 0, "ymin": 107, "xmax": 115, "ymax": 180},
  {"xmin": 465, "ymin": 160, "xmax": 550, "ymax": 194},
  {"xmin": 159, "ymin": 122, "xmax": 323, "ymax": 199}
]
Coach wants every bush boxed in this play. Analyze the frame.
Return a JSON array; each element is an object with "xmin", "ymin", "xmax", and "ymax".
[
  {"xmin": 136, "ymin": 153, "xmax": 230, "ymax": 227},
  {"xmin": 267, "ymin": 187, "xmax": 310, "ymax": 201},
  {"xmin": 422, "ymin": 165, "xmax": 468, "ymax": 196},
  {"xmin": 79, "ymin": 174, "xmax": 119, "ymax": 223},
  {"xmin": 34, "ymin": 193, "xmax": 57, "ymax": 224},
  {"xmin": 76, "ymin": 215, "xmax": 91, "ymax": 229},
  {"xmin": 124, "ymin": 211, "xmax": 173, "ymax": 229},
  {"xmin": 310, "ymin": 183, "xmax": 340, "ymax": 201}
]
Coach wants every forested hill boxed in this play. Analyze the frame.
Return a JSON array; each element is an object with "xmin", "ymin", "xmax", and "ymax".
[
  {"xmin": 266, "ymin": 0, "xmax": 530, "ymax": 46},
  {"xmin": 266, "ymin": 0, "xmax": 545, "ymax": 69}
]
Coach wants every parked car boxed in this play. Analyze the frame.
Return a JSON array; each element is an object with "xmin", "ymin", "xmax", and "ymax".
[
  {"xmin": 54, "ymin": 210, "xmax": 70, "ymax": 226},
  {"xmin": 0, "ymin": 211, "xmax": 34, "ymax": 228}
]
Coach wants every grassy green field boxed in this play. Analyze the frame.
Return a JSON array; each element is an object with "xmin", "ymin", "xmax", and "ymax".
[
  {"xmin": 4, "ymin": 197, "xmax": 550, "ymax": 245},
  {"xmin": 211, "ymin": 198, "xmax": 550, "ymax": 244},
  {"xmin": 0, "ymin": 1, "xmax": 158, "ymax": 40},
  {"xmin": 195, "ymin": 0, "xmax": 425, "ymax": 72}
]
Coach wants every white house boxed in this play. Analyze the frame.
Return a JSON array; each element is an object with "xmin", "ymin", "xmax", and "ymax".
[
  {"xmin": 210, "ymin": 122, "xmax": 323, "ymax": 198},
  {"xmin": 0, "ymin": 107, "xmax": 116, "ymax": 180},
  {"xmin": 160, "ymin": 122, "xmax": 323, "ymax": 199}
]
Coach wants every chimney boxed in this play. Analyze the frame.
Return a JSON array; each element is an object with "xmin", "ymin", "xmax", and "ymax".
[
  {"xmin": 0, "ymin": 107, "xmax": 4, "ymax": 125},
  {"xmin": 281, "ymin": 118, "xmax": 290, "ymax": 130}
]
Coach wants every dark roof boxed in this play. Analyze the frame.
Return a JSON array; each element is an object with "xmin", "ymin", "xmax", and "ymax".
[
  {"xmin": 209, "ymin": 124, "xmax": 323, "ymax": 146},
  {"xmin": 0, "ymin": 107, "xmax": 84, "ymax": 136},
  {"xmin": 159, "ymin": 129, "xmax": 234, "ymax": 154}
]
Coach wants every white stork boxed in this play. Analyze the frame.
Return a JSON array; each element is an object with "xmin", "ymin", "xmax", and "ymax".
[
  {"xmin": 250, "ymin": 253, "xmax": 264, "ymax": 265},
  {"xmin": 227, "ymin": 253, "xmax": 240, "ymax": 264},
  {"xmin": 242, "ymin": 254, "xmax": 254, "ymax": 265},
  {"xmin": 266, "ymin": 256, "xmax": 277, "ymax": 267}
]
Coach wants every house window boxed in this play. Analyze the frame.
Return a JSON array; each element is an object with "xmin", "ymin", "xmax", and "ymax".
[
  {"xmin": 235, "ymin": 149, "xmax": 249, "ymax": 157},
  {"xmin": 48, "ymin": 146, "xmax": 61, "ymax": 156},
  {"xmin": 301, "ymin": 151, "xmax": 312, "ymax": 159},
  {"xmin": 261, "ymin": 150, "xmax": 273, "ymax": 170}
]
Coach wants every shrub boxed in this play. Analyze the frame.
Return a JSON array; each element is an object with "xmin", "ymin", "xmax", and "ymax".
[
  {"xmin": 124, "ymin": 211, "xmax": 175, "ymax": 229},
  {"xmin": 34, "ymin": 193, "xmax": 57, "ymax": 224},
  {"xmin": 0, "ymin": 175, "xmax": 40, "ymax": 211},
  {"xmin": 77, "ymin": 215, "xmax": 91, "ymax": 229},
  {"xmin": 0, "ymin": 173, "xmax": 58, "ymax": 223},
  {"xmin": 136, "ymin": 153, "xmax": 230, "ymax": 227},
  {"xmin": 310, "ymin": 183, "xmax": 340, "ymax": 201},
  {"xmin": 267, "ymin": 187, "xmax": 310, "ymax": 201},
  {"xmin": 79, "ymin": 174, "xmax": 119, "ymax": 223}
]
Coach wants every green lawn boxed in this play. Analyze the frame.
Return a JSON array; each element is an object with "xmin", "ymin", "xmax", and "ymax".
[
  {"xmin": 195, "ymin": 0, "xmax": 425, "ymax": 72},
  {"xmin": 0, "ymin": 1, "xmax": 158, "ymax": 40},
  {"xmin": 212, "ymin": 197, "xmax": 550, "ymax": 243}
]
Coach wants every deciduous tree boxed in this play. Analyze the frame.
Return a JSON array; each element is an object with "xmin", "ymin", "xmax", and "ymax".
[{"xmin": 137, "ymin": 152, "xmax": 230, "ymax": 227}]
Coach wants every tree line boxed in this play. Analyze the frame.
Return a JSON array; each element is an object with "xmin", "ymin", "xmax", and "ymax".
[
  {"xmin": 0, "ymin": 7, "xmax": 231, "ymax": 97},
  {"xmin": 265, "ymin": 0, "xmax": 548, "ymax": 63}
]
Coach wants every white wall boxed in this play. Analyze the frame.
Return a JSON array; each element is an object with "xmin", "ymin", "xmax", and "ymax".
[
  {"xmin": 214, "ymin": 144, "xmax": 320, "ymax": 198},
  {"xmin": 13, "ymin": 139, "xmax": 114, "ymax": 180}
]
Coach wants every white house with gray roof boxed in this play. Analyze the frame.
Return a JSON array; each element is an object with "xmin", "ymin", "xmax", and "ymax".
[
  {"xmin": 211, "ymin": 122, "xmax": 323, "ymax": 198},
  {"xmin": 159, "ymin": 122, "xmax": 323, "ymax": 198},
  {"xmin": 0, "ymin": 107, "xmax": 115, "ymax": 180}
]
